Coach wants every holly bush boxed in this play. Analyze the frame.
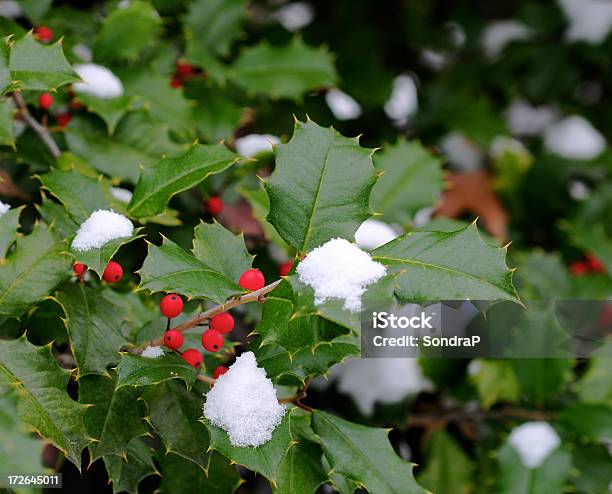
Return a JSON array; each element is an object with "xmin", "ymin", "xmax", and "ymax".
[{"xmin": 0, "ymin": 1, "xmax": 611, "ymax": 493}]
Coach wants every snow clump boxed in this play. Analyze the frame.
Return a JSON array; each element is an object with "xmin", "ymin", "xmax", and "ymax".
[
  {"xmin": 481, "ymin": 20, "xmax": 531, "ymax": 58},
  {"xmin": 73, "ymin": 63, "xmax": 124, "ymax": 99},
  {"xmin": 275, "ymin": 2, "xmax": 314, "ymax": 32},
  {"xmin": 142, "ymin": 346, "xmax": 164, "ymax": 358},
  {"xmin": 558, "ymin": 0, "xmax": 612, "ymax": 44},
  {"xmin": 203, "ymin": 352, "xmax": 285, "ymax": 447},
  {"xmin": 296, "ymin": 238, "xmax": 387, "ymax": 312},
  {"xmin": 71, "ymin": 210, "xmax": 134, "ymax": 251},
  {"xmin": 504, "ymin": 99, "xmax": 559, "ymax": 137},
  {"xmin": 325, "ymin": 89, "xmax": 362, "ymax": 120},
  {"xmin": 109, "ymin": 187, "xmax": 133, "ymax": 204},
  {"xmin": 384, "ymin": 74, "xmax": 418, "ymax": 126},
  {"xmin": 508, "ymin": 422, "xmax": 561, "ymax": 469},
  {"xmin": 235, "ymin": 134, "xmax": 280, "ymax": 158},
  {"xmin": 354, "ymin": 219, "xmax": 398, "ymax": 250},
  {"xmin": 0, "ymin": 201, "xmax": 10, "ymax": 218},
  {"xmin": 543, "ymin": 115, "xmax": 605, "ymax": 160}
]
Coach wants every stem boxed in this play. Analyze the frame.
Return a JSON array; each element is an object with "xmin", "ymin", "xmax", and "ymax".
[
  {"xmin": 148, "ymin": 279, "xmax": 281, "ymax": 347},
  {"xmin": 12, "ymin": 92, "xmax": 61, "ymax": 159},
  {"xmin": 407, "ymin": 406, "xmax": 556, "ymax": 427},
  {"xmin": 196, "ymin": 374, "xmax": 216, "ymax": 385}
]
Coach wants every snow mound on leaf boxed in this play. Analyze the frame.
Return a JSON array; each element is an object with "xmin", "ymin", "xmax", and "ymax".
[
  {"xmin": 203, "ymin": 352, "xmax": 285, "ymax": 447},
  {"xmin": 109, "ymin": 187, "xmax": 133, "ymax": 204},
  {"xmin": 384, "ymin": 74, "xmax": 418, "ymax": 126},
  {"xmin": 482, "ymin": 20, "xmax": 531, "ymax": 57},
  {"xmin": 297, "ymin": 238, "xmax": 387, "ymax": 312},
  {"xmin": 508, "ymin": 422, "xmax": 560, "ymax": 468},
  {"xmin": 558, "ymin": 0, "xmax": 612, "ymax": 44},
  {"xmin": 73, "ymin": 63, "xmax": 124, "ymax": 99},
  {"xmin": 440, "ymin": 132, "xmax": 483, "ymax": 171},
  {"xmin": 505, "ymin": 99, "xmax": 559, "ymax": 137},
  {"xmin": 544, "ymin": 115, "xmax": 605, "ymax": 160},
  {"xmin": 235, "ymin": 134, "xmax": 280, "ymax": 158},
  {"xmin": 0, "ymin": 1, "xmax": 22, "ymax": 18},
  {"xmin": 0, "ymin": 201, "xmax": 10, "ymax": 218},
  {"xmin": 141, "ymin": 346, "xmax": 164, "ymax": 358},
  {"xmin": 325, "ymin": 89, "xmax": 362, "ymax": 121},
  {"xmin": 72, "ymin": 210, "xmax": 134, "ymax": 251},
  {"xmin": 275, "ymin": 2, "xmax": 314, "ymax": 32},
  {"xmin": 354, "ymin": 219, "xmax": 398, "ymax": 250}
]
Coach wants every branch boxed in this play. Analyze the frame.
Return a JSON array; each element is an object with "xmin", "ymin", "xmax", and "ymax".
[
  {"xmin": 407, "ymin": 406, "xmax": 556, "ymax": 427},
  {"xmin": 12, "ymin": 92, "xmax": 61, "ymax": 159},
  {"xmin": 148, "ymin": 279, "xmax": 282, "ymax": 347}
]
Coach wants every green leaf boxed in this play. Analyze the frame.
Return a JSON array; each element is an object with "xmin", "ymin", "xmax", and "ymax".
[
  {"xmin": 0, "ymin": 38, "xmax": 11, "ymax": 94},
  {"xmin": 128, "ymin": 143, "xmax": 238, "ymax": 218},
  {"xmin": 138, "ymin": 236, "xmax": 241, "ymax": 303},
  {"xmin": 94, "ymin": 1, "xmax": 160, "ymax": 62},
  {"xmin": 9, "ymin": 34, "xmax": 79, "ymax": 91},
  {"xmin": 115, "ymin": 353, "xmax": 197, "ymax": 388},
  {"xmin": 265, "ymin": 119, "xmax": 376, "ymax": 252},
  {"xmin": 38, "ymin": 168, "xmax": 110, "ymax": 223},
  {"xmin": 558, "ymin": 403, "xmax": 612, "ymax": 440},
  {"xmin": 192, "ymin": 220, "xmax": 253, "ymax": 281},
  {"xmin": 417, "ymin": 430, "xmax": 474, "ymax": 494},
  {"xmin": 204, "ymin": 412, "xmax": 292, "ymax": 481},
  {"xmin": 0, "ymin": 206, "xmax": 21, "ymax": 259},
  {"xmin": 79, "ymin": 373, "xmax": 146, "ymax": 461},
  {"xmin": 20, "ymin": 0, "xmax": 52, "ymax": 23},
  {"xmin": 104, "ymin": 438, "xmax": 158, "ymax": 494},
  {"xmin": 469, "ymin": 359, "xmax": 520, "ymax": 409},
  {"xmin": 37, "ymin": 198, "xmax": 80, "ymax": 239},
  {"xmin": 372, "ymin": 223, "xmax": 519, "ymax": 303},
  {"xmin": 185, "ymin": 0, "xmax": 246, "ymax": 59},
  {"xmin": 230, "ymin": 38, "xmax": 337, "ymax": 100},
  {"xmin": 371, "ymin": 139, "xmax": 444, "ymax": 224},
  {"xmin": 0, "ymin": 223, "xmax": 70, "ymax": 319},
  {"xmin": 191, "ymin": 84, "xmax": 244, "ymax": 142},
  {"xmin": 55, "ymin": 283, "xmax": 128, "ymax": 377},
  {"xmin": 312, "ymin": 410, "xmax": 425, "ymax": 494},
  {"xmin": 158, "ymin": 452, "xmax": 241, "ymax": 494},
  {"xmin": 142, "ymin": 380, "xmax": 209, "ymax": 469},
  {"xmin": 0, "ymin": 336, "xmax": 89, "ymax": 468},
  {"xmin": 0, "ymin": 96, "xmax": 14, "ymax": 146},
  {"xmin": 565, "ymin": 222, "xmax": 612, "ymax": 273},
  {"xmin": 76, "ymin": 93, "xmax": 134, "ymax": 134},
  {"xmin": 576, "ymin": 338, "xmax": 612, "ymax": 406}
]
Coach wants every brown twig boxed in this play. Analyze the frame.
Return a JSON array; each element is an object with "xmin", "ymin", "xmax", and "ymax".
[
  {"xmin": 148, "ymin": 279, "xmax": 282, "ymax": 347},
  {"xmin": 196, "ymin": 374, "xmax": 216, "ymax": 385},
  {"xmin": 12, "ymin": 92, "xmax": 61, "ymax": 159},
  {"xmin": 407, "ymin": 406, "xmax": 557, "ymax": 427}
]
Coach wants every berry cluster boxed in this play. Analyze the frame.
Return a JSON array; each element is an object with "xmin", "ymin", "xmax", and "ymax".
[
  {"xmin": 170, "ymin": 61, "xmax": 198, "ymax": 89},
  {"xmin": 569, "ymin": 253, "xmax": 606, "ymax": 276},
  {"xmin": 72, "ymin": 260, "xmax": 124, "ymax": 283}
]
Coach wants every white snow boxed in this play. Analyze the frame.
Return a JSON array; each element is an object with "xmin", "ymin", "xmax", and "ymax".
[
  {"xmin": 203, "ymin": 352, "xmax": 285, "ymax": 447},
  {"xmin": 482, "ymin": 20, "xmax": 531, "ymax": 57},
  {"xmin": 490, "ymin": 135, "xmax": 530, "ymax": 159},
  {"xmin": 504, "ymin": 99, "xmax": 559, "ymax": 137},
  {"xmin": 544, "ymin": 115, "xmax": 605, "ymax": 160},
  {"xmin": 331, "ymin": 357, "xmax": 432, "ymax": 416},
  {"xmin": 0, "ymin": 201, "xmax": 10, "ymax": 218},
  {"xmin": 420, "ymin": 49, "xmax": 449, "ymax": 71},
  {"xmin": 275, "ymin": 2, "xmax": 314, "ymax": 32},
  {"xmin": 467, "ymin": 359, "xmax": 481, "ymax": 376},
  {"xmin": 325, "ymin": 89, "xmax": 362, "ymax": 121},
  {"xmin": 440, "ymin": 132, "xmax": 483, "ymax": 171},
  {"xmin": 354, "ymin": 219, "xmax": 398, "ymax": 250},
  {"xmin": 0, "ymin": 0, "xmax": 22, "ymax": 18},
  {"xmin": 569, "ymin": 180, "xmax": 590, "ymax": 200},
  {"xmin": 109, "ymin": 187, "xmax": 133, "ymax": 204},
  {"xmin": 142, "ymin": 346, "xmax": 164, "ymax": 358},
  {"xmin": 72, "ymin": 44, "xmax": 93, "ymax": 63},
  {"xmin": 296, "ymin": 238, "xmax": 387, "ymax": 312},
  {"xmin": 235, "ymin": 134, "xmax": 280, "ymax": 158},
  {"xmin": 413, "ymin": 207, "xmax": 434, "ymax": 227},
  {"xmin": 558, "ymin": 0, "xmax": 612, "ymax": 44},
  {"xmin": 508, "ymin": 422, "xmax": 561, "ymax": 469},
  {"xmin": 71, "ymin": 210, "xmax": 134, "ymax": 251},
  {"xmin": 73, "ymin": 63, "xmax": 124, "ymax": 99},
  {"xmin": 384, "ymin": 74, "xmax": 418, "ymax": 126}
]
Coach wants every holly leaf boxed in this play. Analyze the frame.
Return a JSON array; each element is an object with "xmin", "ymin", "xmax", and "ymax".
[
  {"xmin": 204, "ymin": 412, "xmax": 292, "ymax": 481},
  {"xmin": 94, "ymin": 1, "xmax": 160, "ymax": 62},
  {"xmin": 371, "ymin": 139, "xmax": 444, "ymax": 224},
  {"xmin": 9, "ymin": 33, "xmax": 79, "ymax": 91},
  {"xmin": 55, "ymin": 283, "xmax": 128, "ymax": 377},
  {"xmin": 230, "ymin": 38, "xmax": 336, "ymax": 100},
  {"xmin": 312, "ymin": 411, "xmax": 426, "ymax": 494},
  {"xmin": 76, "ymin": 93, "xmax": 134, "ymax": 134},
  {"xmin": 0, "ymin": 38, "xmax": 11, "ymax": 94},
  {"xmin": 265, "ymin": 119, "xmax": 376, "ymax": 252},
  {"xmin": 192, "ymin": 220, "xmax": 253, "ymax": 281},
  {"xmin": 0, "ymin": 205, "xmax": 21, "ymax": 259},
  {"xmin": 559, "ymin": 403, "xmax": 612, "ymax": 440},
  {"xmin": 0, "ymin": 336, "xmax": 89, "ymax": 468},
  {"xmin": 138, "ymin": 236, "xmax": 241, "ymax": 304},
  {"xmin": 79, "ymin": 373, "xmax": 146, "ymax": 461},
  {"xmin": 104, "ymin": 438, "xmax": 158, "ymax": 494},
  {"xmin": 115, "ymin": 353, "xmax": 197, "ymax": 388},
  {"xmin": 191, "ymin": 83, "xmax": 245, "ymax": 142},
  {"xmin": 142, "ymin": 380, "xmax": 209, "ymax": 469},
  {"xmin": 565, "ymin": 222, "xmax": 612, "ymax": 273},
  {"xmin": 0, "ymin": 96, "xmax": 14, "ymax": 146},
  {"xmin": 37, "ymin": 198, "xmax": 80, "ymax": 239},
  {"xmin": 372, "ymin": 223, "xmax": 519, "ymax": 303},
  {"xmin": 469, "ymin": 359, "xmax": 519, "ymax": 409},
  {"xmin": 0, "ymin": 223, "xmax": 70, "ymax": 319},
  {"xmin": 128, "ymin": 144, "xmax": 238, "ymax": 219}
]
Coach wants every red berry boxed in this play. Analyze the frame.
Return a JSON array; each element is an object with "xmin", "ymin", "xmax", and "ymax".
[
  {"xmin": 34, "ymin": 26, "xmax": 53, "ymax": 43},
  {"xmin": 182, "ymin": 348, "xmax": 203, "ymax": 368},
  {"xmin": 586, "ymin": 253, "xmax": 606, "ymax": 273},
  {"xmin": 239, "ymin": 269, "xmax": 265, "ymax": 291},
  {"xmin": 164, "ymin": 330, "xmax": 184, "ymax": 350},
  {"xmin": 210, "ymin": 312, "xmax": 234, "ymax": 334},
  {"xmin": 73, "ymin": 262, "xmax": 86, "ymax": 276},
  {"xmin": 202, "ymin": 329, "xmax": 224, "ymax": 352},
  {"xmin": 38, "ymin": 92, "xmax": 53, "ymax": 110},
  {"xmin": 213, "ymin": 365, "xmax": 229, "ymax": 379},
  {"xmin": 102, "ymin": 261, "xmax": 123, "ymax": 283},
  {"xmin": 204, "ymin": 196, "xmax": 224, "ymax": 215},
  {"xmin": 279, "ymin": 261, "xmax": 293, "ymax": 277},
  {"xmin": 569, "ymin": 261, "xmax": 588, "ymax": 276},
  {"xmin": 160, "ymin": 294, "xmax": 184, "ymax": 318},
  {"xmin": 176, "ymin": 61, "xmax": 195, "ymax": 77},
  {"xmin": 56, "ymin": 112, "xmax": 72, "ymax": 128},
  {"xmin": 170, "ymin": 76, "xmax": 182, "ymax": 88}
]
